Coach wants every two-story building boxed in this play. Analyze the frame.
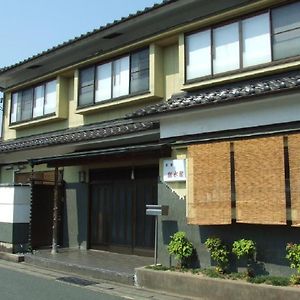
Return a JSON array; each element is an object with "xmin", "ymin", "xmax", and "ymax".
[{"xmin": 1, "ymin": 0, "xmax": 300, "ymax": 275}]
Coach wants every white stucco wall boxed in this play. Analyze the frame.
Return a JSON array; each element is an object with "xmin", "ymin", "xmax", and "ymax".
[
  {"xmin": 161, "ymin": 92, "xmax": 300, "ymax": 139},
  {"xmin": 0, "ymin": 186, "xmax": 31, "ymax": 223}
]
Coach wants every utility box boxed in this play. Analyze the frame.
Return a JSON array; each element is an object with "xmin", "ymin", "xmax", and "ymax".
[{"xmin": 146, "ymin": 204, "xmax": 169, "ymax": 216}]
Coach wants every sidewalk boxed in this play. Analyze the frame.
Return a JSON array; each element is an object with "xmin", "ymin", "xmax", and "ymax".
[{"xmin": 24, "ymin": 248, "xmax": 153, "ymax": 285}]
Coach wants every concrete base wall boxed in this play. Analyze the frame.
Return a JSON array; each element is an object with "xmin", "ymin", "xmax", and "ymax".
[
  {"xmin": 63, "ymin": 183, "xmax": 89, "ymax": 250},
  {"xmin": 136, "ymin": 268, "xmax": 300, "ymax": 300},
  {"xmin": 158, "ymin": 182, "xmax": 300, "ymax": 276}
]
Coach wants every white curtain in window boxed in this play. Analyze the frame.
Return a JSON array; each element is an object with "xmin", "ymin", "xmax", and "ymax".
[
  {"xmin": 213, "ymin": 22, "xmax": 239, "ymax": 74},
  {"xmin": 242, "ymin": 13, "xmax": 271, "ymax": 67},
  {"xmin": 33, "ymin": 85, "xmax": 44, "ymax": 117},
  {"xmin": 44, "ymin": 80, "xmax": 56, "ymax": 115},
  {"xmin": 112, "ymin": 56, "xmax": 129, "ymax": 98},
  {"xmin": 95, "ymin": 62, "xmax": 112, "ymax": 102},
  {"xmin": 186, "ymin": 30, "xmax": 211, "ymax": 80},
  {"xmin": 11, "ymin": 93, "xmax": 19, "ymax": 123}
]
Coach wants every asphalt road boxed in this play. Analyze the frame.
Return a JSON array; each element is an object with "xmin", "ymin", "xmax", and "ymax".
[{"xmin": 0, "ymin": 260, "xmax": 194, "ymax": 300}]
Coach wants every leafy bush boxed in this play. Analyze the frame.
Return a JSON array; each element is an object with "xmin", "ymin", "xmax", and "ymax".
[
  {"xmin": 205, "ymin": 237, "xmax": 229, "ymax": 273},
  {"xmin": 290, "ymin": 274, "xmax": 300, "ymax": 285},
  {"xmin": 248, "ymin": 275, "xmax": 290, "ymax": 286},
  {"xmin": 286, "ymin": 243, "xmax": 300, "ymax": 273},
  {"xmin": 232, "ymin": 239, "xmax": 256, "ymax": 260},
  {"xmin": 167, "ymin": 231, "xmax": 194, "ymax": 268}
]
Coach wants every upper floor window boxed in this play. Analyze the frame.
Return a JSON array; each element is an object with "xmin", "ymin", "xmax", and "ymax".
[
  {"xmin": 10, "ymin": 80, "xmax": 56, "ymax": 124},
  {"xmin": 78, "ymin": 48, "xmax": 149, "ymax": 107},
  {"xmin": 185, "ymin": 1, "xmax": 300, "ymax": 82}
]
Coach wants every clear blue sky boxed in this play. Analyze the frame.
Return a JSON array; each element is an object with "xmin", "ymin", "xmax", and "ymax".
[{"xmin": 0, "ymin": 0, "xmax": 163, "ymax": 68}]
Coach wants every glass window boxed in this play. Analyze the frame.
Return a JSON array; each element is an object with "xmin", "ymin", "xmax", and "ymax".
[
  {"xmin": 21, "ymin": 89, "xmax": 33, "ymax": 121},
  {"xmin": 44, "ymin": 80, "xmax": 56, "ymax": 115},
  {"xmin": 95, "ymin": 62, "xmax": 112, "ymax": 102},
  {"xmin": 112, "ymin": 56, "xmax": 129, "ymax": 98},
  {"xmin": 213, "ymin": 22, "xmax": 240, "ymax": 74},
  {"xmin": 79, "ymin": 67, "xmax": 94, "ymax": 106},
  {"xmin": 33, "ymin": 85, "xmax": 44, "ymax": 117},
  {"xmin": 186, "ymin": 30, "xmax": 211, "ymax": 80},
  {"xmin": 272, "ymin": 2, "xmax": 300, "ymax": 60},
  {"xmin": 242, "ymin": 13, "xmax": 271, "ymax": 67},
  {"xmin": 130, "ymin": 49, "xmax": 149, "ymax": 93},
  {"xmin": 11, "ymin": 93, "xmax": 21, "ymax": 123}
]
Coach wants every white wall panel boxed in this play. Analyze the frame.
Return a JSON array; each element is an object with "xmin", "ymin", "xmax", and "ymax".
[{"xmin": 161, "ymin": 93, "xmax": 300, "ymax": 139}]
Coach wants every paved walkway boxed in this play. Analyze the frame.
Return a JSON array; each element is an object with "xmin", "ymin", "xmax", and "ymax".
[{"xmin": 24, "ymin": 248, "xmax": 153, "ymax": 285}]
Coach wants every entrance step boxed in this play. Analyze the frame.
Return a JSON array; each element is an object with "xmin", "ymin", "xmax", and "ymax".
[
  {"xmin": 24, "ymin": 253, "xmax": 135, "ymax": 285},
  {"xmin": 24, "ymin": 250, "xmax": 153, "ymax": 285}
]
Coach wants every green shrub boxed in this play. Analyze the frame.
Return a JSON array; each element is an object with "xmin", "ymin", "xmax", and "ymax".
[
  {"xmin": 205, "ymin": 237, "xmax": 229, "ymax": 273},
  {"xmin": 286, "ymin": 243, "xmax": 300, "ymax": 274},
  {"xmin": 167, "ymin": 231, "xmax": 194, "ymax": 268},
  {"xmin": 290, "ymin": 274, "xmax": 300, "ymax": 285},
  {"xmin": 232, "ymin": 239, "xmax": 256, "ymax": 260},
  {"xmin": 201, "ymin": 268, "xmax": 225, "ymax": 279},
  {"xmin": 248, "ymin": 275, "xmax": 290, "ymax": 286}
]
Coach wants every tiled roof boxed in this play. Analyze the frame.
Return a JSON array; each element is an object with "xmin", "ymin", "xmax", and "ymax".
[
  {"xmin": 0, "ymin": 119, "xmax": 159, "ymax": 153},
  {"xmin": 127, "ymin": 72, "xmax": 300, "ymax": 118},
  {"xmin": 0, "ymin": 0, "xmax": 176, "ymax": 73}
]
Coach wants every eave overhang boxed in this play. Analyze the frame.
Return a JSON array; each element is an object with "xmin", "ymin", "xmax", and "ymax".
[{"xmin": 0, "ymin": 0, "xmax": 259, "ymax": 90}]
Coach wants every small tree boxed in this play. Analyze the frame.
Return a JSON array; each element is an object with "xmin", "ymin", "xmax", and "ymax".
[
  {"xmin": 286, "ymin": 243, "xmax": 300, "ymax": 284},
  {"xmin": 232, "ymin": 239, "xmax": 256, "ymax": 277},
  {"xmin": 167, "ymin": 231, "xmax": 194, "ymax": 268},
  {"xmin": 205, "ymin": 237, "xmax": 229, "ymax": 273}
]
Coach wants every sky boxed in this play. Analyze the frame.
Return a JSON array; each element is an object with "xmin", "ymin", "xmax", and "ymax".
[{"xmin": 0, "ymin": 0, "xmax": 164, "ymax": 134}]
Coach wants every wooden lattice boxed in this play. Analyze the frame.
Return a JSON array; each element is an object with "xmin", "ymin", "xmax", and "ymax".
[
  {"xmin": 187, "ymin": 142, "xmax": 232, "ymax": 225},
  {"xmin": 234, "ymin": 136, "xmax": 286, "ymax": 225},
  {"xmin": 288, "ymin": 134, "xmax": 300, "ymax": 226}
]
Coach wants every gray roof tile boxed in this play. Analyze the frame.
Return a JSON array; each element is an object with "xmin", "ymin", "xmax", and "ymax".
[
  {"xmin": 0, "ymin": 119, "xmax": 159, "ymax": 153},
  {"xmin": 127, "ymin": 72, "xmax": 300, "ymax": 118}
]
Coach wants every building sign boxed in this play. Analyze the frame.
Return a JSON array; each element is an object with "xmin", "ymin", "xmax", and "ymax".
[{"xmin": 163, "ymin": 159, "xmax": 186, "ymax": 182}]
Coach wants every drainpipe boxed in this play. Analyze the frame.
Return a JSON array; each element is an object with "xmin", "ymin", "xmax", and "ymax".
[{"xmin": 51, "ymin": 167, "xmax": 59, "ymax": 254}]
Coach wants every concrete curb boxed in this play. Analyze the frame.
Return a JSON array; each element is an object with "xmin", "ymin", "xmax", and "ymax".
[
  {"xmin": 24, "ymin": 254, "xmax": 134, "ymax": 285},
  {"xmin": 0, "ymin": 252, "xmax": 24, "ymax": 263},
  {"xmin": 135, "ymin": 268, "xmax": 300, "ymax": 300}
]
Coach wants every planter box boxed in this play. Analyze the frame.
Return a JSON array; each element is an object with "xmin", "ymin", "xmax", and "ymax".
[{"xmin": 135, "ymin": 268, "xmax": 300, "ymax": 300}]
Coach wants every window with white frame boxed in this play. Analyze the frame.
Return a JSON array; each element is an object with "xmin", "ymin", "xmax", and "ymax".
[
  {"xmin": 185, "ymin": 1, "xmax": 300, "ymax": 82},
  {"xmin": 78, "ymin": 48, "xmax": 149, "ymax": 107},
  {"xmin": 10, "ymin": 79, "xmax": 57, "ymax": 124}
]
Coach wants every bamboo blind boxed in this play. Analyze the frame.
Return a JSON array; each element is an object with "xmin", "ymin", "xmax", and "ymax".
[
  {"xmin": 187, "ymin": 142, "xmax": 232, "ymax": 225},
  {"xmin": 235, "ymin": 137, "xmax": 286, "ymax": 225},
  {"xmin": 288, "ymin": 134, "xmax": 300, "ymax": 226}
]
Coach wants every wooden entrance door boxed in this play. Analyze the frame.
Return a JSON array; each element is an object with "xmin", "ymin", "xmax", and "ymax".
[
  {"xmin": 31, "ymin": 184, "xmax": 63, "ymax": 249},
  {"xmin": 90, "ymin": 166, "xmax": 157, "ymax": 255}
]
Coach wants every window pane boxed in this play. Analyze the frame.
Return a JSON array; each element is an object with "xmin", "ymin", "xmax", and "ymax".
[
  {"xmin": 272, "ymin": 2, "xmax": 300, "ymax": 34},
  {"xmin": 130, "ymin": 49, "xmax": 149, "ymax": 93},
  {"xmin": 21, "ymin": 89, "xmax": 33, "ymax": 121},
  {"xmin": 131, "ymin": 49, "xmax": 149, "ymax": 73},
  {"xmin": 213, "ymin": 22, "xmax": 239, "ymax": 74},
  {"xmin": 33, "ymin": 85, "xmax": 44, "ymax": 117},
  {"xmin": 11, "ymin": 93, "xmax": 21, "ymax": 123},
  {"xmin": 113, "ymin": 56, "xmax": 129, "ymax": 98},
  {"xmin": 131, "ymin": 69, "xmax": 149, "ymax": 93},
  {"xmin": 242, "ymin": 13, "xmax": 271, "ymax": 67},
  {"xmin": 95, "ymin": 62, "xmax": 112, "ymax": 102},
  {"xmin": 273, "ymin": 28, "xmax": 300, "ymax": 60},
  {"xmin": 79, "ymin": 67, "xmax": 94, "ymax": 105},
  {"xmin": 80, "ymin": 67, "xmax": 94, "ymax": 87},
  {"xmin": 44, "ymin": 80, "xmax": 56, "ymax": 114},
  {"xmin": 186, "ymin": 30, "xmax": 211, "ymax": 80}
]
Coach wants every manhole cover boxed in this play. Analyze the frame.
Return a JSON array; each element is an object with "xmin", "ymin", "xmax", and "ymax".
[{"xmin": 56, "ymin": 276, "xmax": 98, "ymax": 286}]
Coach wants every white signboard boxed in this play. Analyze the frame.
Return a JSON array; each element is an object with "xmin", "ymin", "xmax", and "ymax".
[{"xmin": 163, "ymin": 159, "xmax": 186, "ymax": 182}]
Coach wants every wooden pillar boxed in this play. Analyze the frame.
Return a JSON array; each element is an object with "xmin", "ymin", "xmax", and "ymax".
[{"xmin": 51, "ymin": 167, "xmax": 59, "ymax": 254}]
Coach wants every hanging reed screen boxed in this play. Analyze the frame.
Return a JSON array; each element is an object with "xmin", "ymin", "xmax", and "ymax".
[
  {"xmin": 234, "ymin": 136, "xmax": 286, "ymax": 224},
  {"xmin": 288, "ymin": 134, "xmax": 300, "ymax": 226},
  {"xmin": 187, "ymin": 142, "xmax": 232, "ymax": 225}
]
